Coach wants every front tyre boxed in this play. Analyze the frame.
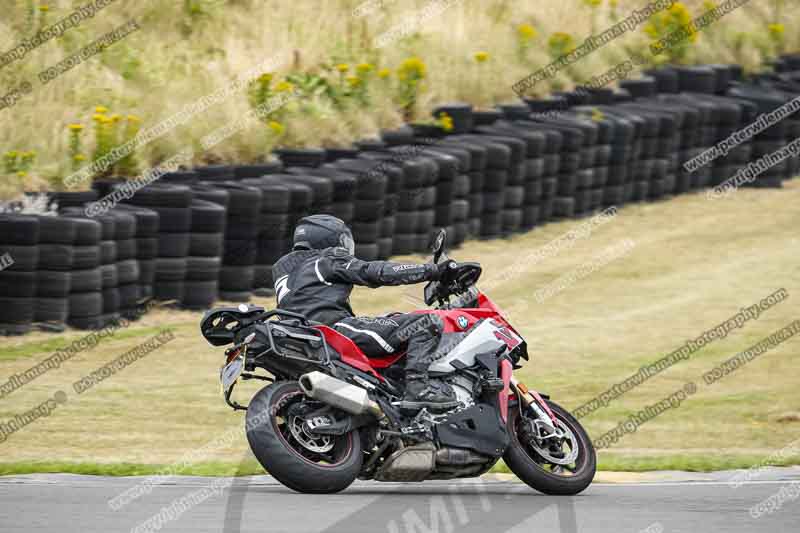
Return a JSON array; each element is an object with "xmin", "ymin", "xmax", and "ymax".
[
  {"xmin": 504, "ymin": 399, "xmax": 596, "ymax": 495},
  {"xmin": 245, "ymin": 381, "xmax": 363, "ymax": 494}
]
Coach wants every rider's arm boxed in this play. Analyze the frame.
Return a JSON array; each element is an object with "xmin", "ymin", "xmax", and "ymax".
[{"xmin": 322, "ymin": 247, "xmax": 440, "ymax": 288}]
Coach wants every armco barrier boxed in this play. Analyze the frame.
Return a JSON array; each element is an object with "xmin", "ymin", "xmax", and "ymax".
[{"xmin": 2, "ymin": 61, "xmax": 800, "ymax": 333}]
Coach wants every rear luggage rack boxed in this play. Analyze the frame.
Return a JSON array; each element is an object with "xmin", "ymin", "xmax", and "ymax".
[{"xmin": 252, "ymin": 310, "xmax": 334, "ymax": 367}]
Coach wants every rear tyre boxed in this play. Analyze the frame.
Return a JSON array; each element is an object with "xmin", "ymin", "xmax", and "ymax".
[
  {"xmin": 246, "ymin": 381, "xmax": 362, "ymax": 494},
  {"xmin": 504, "ymin": 399, "xmax": 596, "ymax": 495}
]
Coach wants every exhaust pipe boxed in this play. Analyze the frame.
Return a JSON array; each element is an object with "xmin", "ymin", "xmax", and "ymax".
[{"xmin": 299, "ymin": 371, "xmax": 383, "ymax": 418}]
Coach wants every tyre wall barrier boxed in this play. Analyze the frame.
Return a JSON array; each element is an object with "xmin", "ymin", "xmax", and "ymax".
[{"xmin": 3, "ymin": 60, "xmax": 800, "ymax": 333}]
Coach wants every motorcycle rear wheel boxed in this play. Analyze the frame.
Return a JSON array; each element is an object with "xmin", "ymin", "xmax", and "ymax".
[
  {"xmin": 504, "ymin": 399, "xmax": 596, "ymax": 495},
  {"xmin": 246, "ymin": 381, "xmax": 363, "ymax": 493}
]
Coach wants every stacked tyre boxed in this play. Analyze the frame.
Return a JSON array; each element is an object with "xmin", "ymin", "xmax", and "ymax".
[
  {"xmin": 440, "ymin": 137, "xmax": 488, "ymax": 238},
  {"xmin": 33, "ymin": 216, "xmax": 74, "ymax": 329},
  {"xmin": 663, "ymin": 95, "xmax": 714, "ymax": 190},
  {"xmin": 485, "ymin": 121, "xmax": 547, "ymax": 231},
  {"xmin": 567, "ymin": 111, "xmax": 610, "ymax": 211},
  {"xmin": 297, "ymin": 167, "xmax": 357, "ymax": 226},
  {"xmin": 345, "ymin": 155, "xmax": 413, "ymax": 256},
  {"xmin": 110, "ymin": 211, "xmax": 139, "ymax": 324},
  {"xmin": 425, "ymin": 143, "xmax": 472, "ymax": 245},
  {"xmin": 523, "ymin": 98, "xmax": 572, "ymax": 223},
  {"xmin": 210, "ymin": 183, "xmax": 262, "ymax": 301},
  {"xmin": 241, "ymin": 176, "xmax": 296, "ymax": 293},
  {"xmin": 0, "ymin": 215, "xmax": 39, "ymax": 335},
  {"xmin": 532, "ymin": 120, "xmax": 585, "ymax": 219},
  {"xmin": 66, "ymin": 216, "xmax": 104, "ymax": 330},
  {"xmin": 657, "ymin": 98, "xmax": 700, "ymax": 194},
  {"xmin": 125, "ymin": 184, "xmax": 193, "ymax": 303},
  {"xmin": 60, "ymin": 208, "xmax": 123, "ymax": 328},
  {"xmin": 474, "ymin": 130, "xmax": 527, "ymax": 233},
  {"xmin": 184, "ymin": 199, "xmax": 226, "ymax": 309},
  {"xmin": 450, "ymin": 135, "xmax": 509, "ymax": 238},
  {"xmin": 620, "ymin": 96, "xmax": 681, "ymax": 199},
  {"xmin": 327, "ymin": 159, "xmax": 388, "ymax": 259},
  {"xmin": 694, "ymin": 94, "xmax": 752, "ymax": 189},
  {"xmin": 116, "ymin": 204, "xmax": 159, "ymax": 312},
  {"xmin": 593, "ymin": 107, "xmax": 639, "ymax": 206}
]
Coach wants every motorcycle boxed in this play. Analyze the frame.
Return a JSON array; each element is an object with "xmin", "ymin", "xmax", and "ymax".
[{"xmin": 200, "ymin": 228, "xmax": 596, "ymax": 494}]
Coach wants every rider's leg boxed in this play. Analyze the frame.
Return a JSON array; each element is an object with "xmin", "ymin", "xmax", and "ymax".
[
  {"xmin": 393, "ymin": 314, "xmax": 457, "ymax": 409},
  {"xmin": 333, "ymin": 314, "xmax": 456, "ymax": 408}
]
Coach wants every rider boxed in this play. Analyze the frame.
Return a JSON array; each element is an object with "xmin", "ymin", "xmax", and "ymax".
[{"xmin": 272, "ymin": 214, "xmax": 457, "ymax": 409}]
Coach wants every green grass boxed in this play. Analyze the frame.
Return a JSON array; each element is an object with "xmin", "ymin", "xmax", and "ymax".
[
  {"xmin": 6, "ymin": 453, "xmax": 799, "ymax": 477},
  {"xmin": 0, "ymin": 460, "xmax": 264, "ymax": 477},
  {"xmin": 595, "ymin": 454, "xmax": 800, "ymax": 473},
  {"xmin": 0, "ymin": 325, "xmax": 173, "ymax": 362},
  {"xmin": 1, "ymin": 183, "xmax": 798, "ymax": 476}
]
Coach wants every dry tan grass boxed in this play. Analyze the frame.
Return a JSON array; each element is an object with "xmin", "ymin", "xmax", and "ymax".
[
  {"xmin": 0, "ymin": 180, "xmax": 798, "ymax": 470},
  {"xmin": 0, "ymin": 0, "xmax": 794, "ymax": 196}
]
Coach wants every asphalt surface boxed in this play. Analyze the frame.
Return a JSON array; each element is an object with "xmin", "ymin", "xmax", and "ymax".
[{"xmin": 1, "ymin": 468, "xmax": 798, "ymax": 533}]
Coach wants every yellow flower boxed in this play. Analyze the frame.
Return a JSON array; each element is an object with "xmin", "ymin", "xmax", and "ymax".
[
  {"xmin": 17, "ymin": 171, "xmax": 27, "ymax": 177},
  {"xmin": 377, "ymin": 68, "xmax": 391, "ymax": 79},
  {"xmin": 356, "ymin": 63, "xmax": 373, "ymax": 74},
  {"xmin": 92, "ymin": 114, "xmax": 106, "ymax": 122},
  {"xmin": 39, "ymin": 5, "xmax": 49, "ymax": 12},
  {"xmin": 609, "ymin": 0, "xmax": 618, "ymax": 6},
  {"xmin": 583, "ymin": 0, "xmax": 602, "ymax": 7},
  {"xmin": 74, "ymin": 154, "xmax": 86, "ymax": 162},
  {"xmin": 474, "ymin": 51, "xmax": 490, "ymax": 63},
  {"xmin": 548, "ymin": 32, "xmax": 576, "ymax": 55},
  {"xmin": 268, "ymin": 121, "xmax": 285, "ymax": 135},
  {"xmin": 397, "ymin": 57, "xmax": 426, "ymax": 81},
  {"xmin": 768, "ymin": 23, "xmax": 785, "ymax": 40},
  {"xmin": 438, "ymin": 112, "xmax": 454, "ymax": 132},
  {"xmin": 335, "ymin": 63, "xmax": 350, "ymax": 73},
  {"xmin": 702, "ymin": 0, "xmax": 717, "ymax": 10},
  {"xmin": 517, "ymin": 24, "xmax": 536, "ymax": 41},
  {"xmin": 274, "ymin": 81, "xmax": 294, "ymax": 93},
  {"xmin": 68, "ymin": 123, "xmax": 84, "ymax": 131},
  {"xmin": 110, "ymin": 114, "xmax": 122, "ymax": 123},
  {"xmin": 257, "ymin": 73, "xmax": 273, "ymax": 85},
  {"xmin": 6, "ymin": 151, "xmax": 18, "ymax": 158},
  {"xmin": 346, "ymin": 76, "xmax": 361, "ymax": 88},
  {"xmin": 126, "ymin": 115, "xmax": 140, "ymax": 123},
  {"xmin": 95, "ymin": 105, "xmax": 108, "ymax": 114}
]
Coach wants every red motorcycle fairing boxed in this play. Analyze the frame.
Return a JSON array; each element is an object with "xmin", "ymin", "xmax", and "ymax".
[
  {"xmin": 313, "ymin": 325, "xmax": 403, "ymax": 381},
  {"xmin": 313, "ymin": 291, "xmax": 518, "ymax": 381}
]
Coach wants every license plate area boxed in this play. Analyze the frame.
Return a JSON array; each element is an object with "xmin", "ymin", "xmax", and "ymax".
[{"xmin": 220, "ymin": 355, "xmax": 244, "ymax": 395}]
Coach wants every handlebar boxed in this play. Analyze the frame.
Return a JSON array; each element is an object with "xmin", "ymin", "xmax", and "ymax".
[{"xmin": 425, "ymin": 261, "xmax": 482, "ymax": 306}]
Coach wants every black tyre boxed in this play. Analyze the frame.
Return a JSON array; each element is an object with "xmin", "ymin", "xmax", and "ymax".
[
  {"xmin": 246, "ymin": 381, "xmax": 363, "ymax": 494},
  {"xmin": 504, "ymin": 399, "xmax": 595, "ymax": 495},
  {"xmin": 189, "ymin": 233, "xmax": 224, "ymax": 257},
  {"xmin": 157, "ymin": 233, "xmax": 191, "ymax": 258},
  {"xmin": 35, "ymin": 297, "xmax": 69, "ymax": 323},
  {"xmin": 37, "ymin": 271, "xmax": 71, "ymax": 297},
  {"xmin": 0, "ymin": 271, "xmax": 36, "ymax": 297},
  {"xmin": 0, "ymin": 244, "xmax": 38, "ymax": 271},
  {"xmin": 70, "ymin": 268, "xmax": 102, "ymax": 293},
  {"xmin": 0, "ymin": 214, "xmax": 40, "ymax": 245}
]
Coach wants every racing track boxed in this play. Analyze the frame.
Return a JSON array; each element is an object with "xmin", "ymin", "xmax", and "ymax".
[{"xmin": 1, "ymin": 468, "xmax": 798, "ymax": 532}]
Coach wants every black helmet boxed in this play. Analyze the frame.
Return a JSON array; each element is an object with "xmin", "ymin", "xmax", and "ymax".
[{"xmin": 293, "ymin": 214, "xmax": 354, "ymax": 254}]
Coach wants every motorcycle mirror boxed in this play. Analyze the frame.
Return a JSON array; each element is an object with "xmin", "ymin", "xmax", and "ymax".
[{"xmin": 431, "ymin": 228, "xmax": 447, "ymax": 263}]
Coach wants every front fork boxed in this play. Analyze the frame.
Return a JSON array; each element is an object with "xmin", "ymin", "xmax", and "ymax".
[{"xmin": 509, "ymin": 374, "xmax": 559, "ymax": 433}]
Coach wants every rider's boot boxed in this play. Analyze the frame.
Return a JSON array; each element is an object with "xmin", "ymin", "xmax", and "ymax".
[{"xmin": 399, "ymin": 372, "xmax": 459, "ymax": 411}]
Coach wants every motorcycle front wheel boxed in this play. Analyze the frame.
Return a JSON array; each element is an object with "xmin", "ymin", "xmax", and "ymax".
[
  {"xmin": 503, "ymin": 399, "xmax": 596, "ymax": 495},
  {"xmin": 245, "ymin": 381, "xmax": 363, "ymax": 494}
]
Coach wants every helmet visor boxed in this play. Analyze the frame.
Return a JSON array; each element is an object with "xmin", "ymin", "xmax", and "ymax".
[{"xmin": 340, "ymin": 232, "xmax": 355, "ymax": 255}]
